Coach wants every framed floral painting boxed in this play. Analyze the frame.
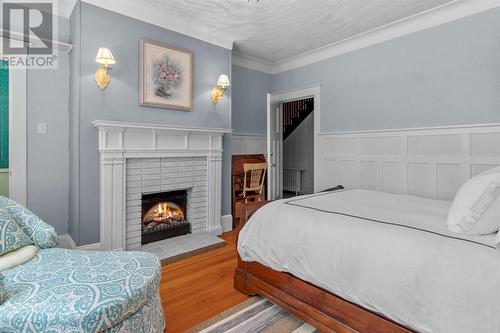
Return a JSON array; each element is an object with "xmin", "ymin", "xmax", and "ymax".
[{"xmin": 139, "ymin": 39, "xmax": 193, "ymax": 110}]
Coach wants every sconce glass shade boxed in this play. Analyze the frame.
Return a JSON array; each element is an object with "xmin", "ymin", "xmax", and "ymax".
[
  {"xmin": 95, "ymin": 47, "xmax": 116, "ymax": 66},
  {"xmin": 217, "ymin": 74, "xmax": 230, "ymax": 88}
]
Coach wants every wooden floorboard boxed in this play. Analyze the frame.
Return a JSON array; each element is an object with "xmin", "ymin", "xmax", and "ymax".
[{"xmin": 160, "ymin": 230, "xmax": 249, "ymax": 333}]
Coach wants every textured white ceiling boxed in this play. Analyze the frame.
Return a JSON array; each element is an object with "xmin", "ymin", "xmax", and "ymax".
[{"xmin": 140, "ymin": 0, "xmax": 456, "ymax": 63}]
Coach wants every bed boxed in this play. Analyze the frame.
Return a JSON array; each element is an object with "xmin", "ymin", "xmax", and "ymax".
[{"xmin": 235, "ymin": 189, "xmax": 500, "ymax": 333}]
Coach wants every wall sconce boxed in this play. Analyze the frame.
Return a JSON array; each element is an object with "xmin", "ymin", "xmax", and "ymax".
[
  {"xmin": 95, "ymin": 47, "xmax": 116, "ymax": 90},
  {"xmin": 210, "ymin": 74, "xmax": 231, "ymax": 104}
]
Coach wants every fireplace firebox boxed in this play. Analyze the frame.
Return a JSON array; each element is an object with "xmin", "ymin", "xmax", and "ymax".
[{"xmin": 141, "ymin": 190, "xmax": 190, "ymax": 245}]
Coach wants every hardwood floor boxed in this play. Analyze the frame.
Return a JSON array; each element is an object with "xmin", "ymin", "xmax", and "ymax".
[{"xmin": 160, "ymin": 230, "xmax": 249, "ymax": 333}]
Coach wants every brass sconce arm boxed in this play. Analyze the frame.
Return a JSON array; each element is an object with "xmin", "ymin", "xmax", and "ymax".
[{"xmin": 211, "ymin": 74, "xmax": 230, "ymax": 104}]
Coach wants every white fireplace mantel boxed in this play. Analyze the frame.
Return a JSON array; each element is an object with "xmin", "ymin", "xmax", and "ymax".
[{"xmin": 93, "ymin": 120, "xmax": 232, "ymax": 251}]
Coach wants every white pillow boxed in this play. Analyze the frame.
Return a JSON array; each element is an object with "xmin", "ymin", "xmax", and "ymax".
[
  {"xmin": 0, "ymin": 245, "xmax": 38, "ymax": 271},
  {"xmin": 447, "ymin": 166, "xmax": 500, "ymax": 235}
]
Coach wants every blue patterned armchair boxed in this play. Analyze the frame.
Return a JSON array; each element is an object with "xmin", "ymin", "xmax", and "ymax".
[{"xmin": 0, "ymin": 197, "xmax": 165, "ymax": 333}]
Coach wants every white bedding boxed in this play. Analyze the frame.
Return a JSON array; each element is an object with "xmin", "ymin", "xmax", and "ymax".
[{"xmin": 237, "ymin": 189, "xmax": 500, "ymax": 333}]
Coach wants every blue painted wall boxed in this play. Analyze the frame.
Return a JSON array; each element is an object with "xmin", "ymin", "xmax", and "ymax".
[
  {"xmin": 271, "ymin": 7, "xmax": 500, "ymax": 132},
  {"xmin": 70, "ymin": 2, "xmax": 232, "ymax": 245},
  {"xmin": 26, "ymin": 16, "xmax": 70, "ymax": 235},
  {"xmin": 231, "ymin": 65, "xmax": 272, "ymax": 134}
]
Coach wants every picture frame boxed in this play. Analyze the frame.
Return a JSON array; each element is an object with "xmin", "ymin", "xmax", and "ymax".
[{"xmin": 139, "ymin": 39, "xmax": 194, "ymax": 111}]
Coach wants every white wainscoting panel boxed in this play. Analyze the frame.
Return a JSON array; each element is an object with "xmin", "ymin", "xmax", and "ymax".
[
  {"xmin": 318, "ymin": 124, "xmax": 500, "ymax": 201},
  {"xmin": 232, "ymin": 133, "xmax": 267, "ymax": 155}
]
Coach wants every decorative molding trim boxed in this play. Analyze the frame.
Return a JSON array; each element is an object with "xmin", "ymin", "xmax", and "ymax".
[
  {"xmin": 317, "ymin": 123, "xmax": 500, "ymax": 201},
  {"xmin": 319, "ymin": 122, "xmax": 500, "ymax": 136},
  {"xmin": 93, "ymin": 120, "xmax": 232, "ymax": 134},
  {"xmin": 233, "ymin": 0, "xmax": 500, "ymax": 74},
  {"xmin": 93, "ymin": 120, "xmax": 230, "ymax": 251},
  {"xmin": 77, "ymin": 0, "xmax": 498, "ymax": 72},
  {"xmin": 68, "ymin": 2, "xmax": 81, "ymax": 246},
  {"xmin": 221, "ymin": 214, "xmax": 233, "ymax": 233},
  {"xmin": 232, "ymin": 52, "xmax": 274, "ymax": 75},
  {"xmin": 271, "ymin": 85, "xmax": 321, "ymax": 103},
  {"xmin": 82, "ymin": 0, "xmax": 234, "ymax": 50}
]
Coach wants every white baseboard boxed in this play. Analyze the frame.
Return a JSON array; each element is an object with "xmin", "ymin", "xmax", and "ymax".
[
  {"xmin": 208, "ymin": 225, "xmax": 223, "ymax": 236},
  {"xmin": 221, "ymin": 214, "xmax": 233, "ymax": 233},
  {"xmin": 57, "ymin": 234, "xmax": 102, "ymax": 251},
  {"xmin": 77, "ymin": 243, "xmax": 102, "ymax": 251}
]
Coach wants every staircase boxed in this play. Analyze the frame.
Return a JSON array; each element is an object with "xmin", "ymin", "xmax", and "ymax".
[{"xmin": 283, "ymin": 97, "xmax": 314, "ymax": 140}]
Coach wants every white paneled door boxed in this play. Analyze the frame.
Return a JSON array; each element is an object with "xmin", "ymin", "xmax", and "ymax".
[{"xmin": 267, "ymin": 94, "xmax": 282, "ymax": 200}]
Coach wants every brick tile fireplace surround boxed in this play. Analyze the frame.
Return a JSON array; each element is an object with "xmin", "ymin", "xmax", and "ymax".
[{"xmin": 93, "ymin": 120, "xmax": 231, "ymax": 251}]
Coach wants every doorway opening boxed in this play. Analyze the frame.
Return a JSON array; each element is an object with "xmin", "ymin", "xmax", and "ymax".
[
  {"xmin": 267, "ymin": 86, "xmax": 320, "ymax": 201},
  {"xmin": 281, "ymin": 97, "xmax": 314, "ymax": 198}
]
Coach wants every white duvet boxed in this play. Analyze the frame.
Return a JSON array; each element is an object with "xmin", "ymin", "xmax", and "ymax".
[{"xmin": 237, "ymin": 190, "xmax": 500, "ymax": 333}]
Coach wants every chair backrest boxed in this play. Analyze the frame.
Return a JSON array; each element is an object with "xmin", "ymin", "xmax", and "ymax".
[{"xmin": 242, "ymin": 162, "xmax": 267, "ymax": 196}]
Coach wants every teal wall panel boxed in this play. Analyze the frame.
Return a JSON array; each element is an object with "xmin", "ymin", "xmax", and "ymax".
[{"xmin": 0, "ymin": 61, "xmax": 8, "ymax": 169}]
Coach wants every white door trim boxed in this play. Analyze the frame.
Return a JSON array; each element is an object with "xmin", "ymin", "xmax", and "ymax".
[
  {"xmin": 2, "ymin": 40, "xmax": 27, "ymax": 205},
  {"xmin": 270, "ymin": 85, "xmax": 321, "ymax": 193}
]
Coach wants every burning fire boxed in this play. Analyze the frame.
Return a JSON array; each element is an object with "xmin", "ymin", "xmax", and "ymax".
[{"xmin": 143, "ymin": 202, "xmax": 184, "ymax": 224}]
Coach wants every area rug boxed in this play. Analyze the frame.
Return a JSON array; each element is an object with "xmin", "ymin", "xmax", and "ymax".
[{"xmin": 187, "ymin": 297, "xmax": 319, "ymax": 333}]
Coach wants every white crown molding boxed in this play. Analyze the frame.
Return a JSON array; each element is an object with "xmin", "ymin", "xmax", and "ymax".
[
  {"xmin": 273, "ymin": 0, "xmax": 500, "ymax": 74},
  {"xmin": 81, "ymin": 0, "xmax": 234, "ymax": 50},
  {"xmin": 233, "ymin": 0, "xmax": 500, "ymax": 75},
  {"xmin": 75, "ymin": 0, "xmax": 499, "ymax": 72},
  {"xmin": 232, "ymin": 52, "xmax": 274, "ymax": 74}
]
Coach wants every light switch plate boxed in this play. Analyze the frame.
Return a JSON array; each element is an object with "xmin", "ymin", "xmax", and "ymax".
[{"xmin": 37, "ymin": 122, "xmax": 48, "ymax": 135}]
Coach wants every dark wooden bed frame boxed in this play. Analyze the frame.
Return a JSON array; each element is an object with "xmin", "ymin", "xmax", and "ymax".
[{"xmin": 233, "ymin": 200, "xmax": 415, "ymax": 333}]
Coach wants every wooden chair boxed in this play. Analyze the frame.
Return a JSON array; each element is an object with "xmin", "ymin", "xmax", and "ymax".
[{"xmin": 239, "ymin": 162, "xmax": 267, "ymax": 203}]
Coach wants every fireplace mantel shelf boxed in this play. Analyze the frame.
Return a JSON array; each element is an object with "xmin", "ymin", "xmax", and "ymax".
[
  {"xmin": 94, "ymin": 120, "xmax": 230, "ymax": 251},
  {"xmin": 92, "ymin": 120, "xmax": 233, "ymax": 134}
]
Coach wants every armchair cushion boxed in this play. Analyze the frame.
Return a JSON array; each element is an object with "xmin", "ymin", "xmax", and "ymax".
[
  {"xmin": 0, "ymin": 248, "xmax": 163, "ymax": 333},
  {"xmin": 0, "ymin": 196, "xmax": 58, "ymax": 249},
  {"xmin": 0, "ymin": 273, "xmax": 4, "ymax": 304},
  {"xmin": 0, "ymin": 210, "xmax": 33, "ymax": 256}
]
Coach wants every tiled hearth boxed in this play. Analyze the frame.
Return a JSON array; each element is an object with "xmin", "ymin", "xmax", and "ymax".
[
  {"xmin": 93, "ymin": 120, "xmax": 232, "ymax": 252},
  {"xmin": 141, "ymin": 233, "xmax": 225, "ymax": 263}
]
